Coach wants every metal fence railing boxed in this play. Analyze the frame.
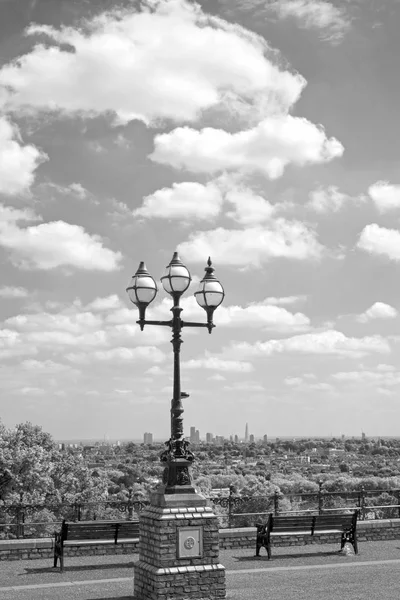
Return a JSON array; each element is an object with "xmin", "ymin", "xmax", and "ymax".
[{"xmin": 2, "ymin": 487, "xmax": 400, "ymax": 538}]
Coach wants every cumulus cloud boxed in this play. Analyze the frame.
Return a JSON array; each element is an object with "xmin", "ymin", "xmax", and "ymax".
[
  {"xmin": 357, "ymin": 302, "xmax": 398, "ymax": 323},
  {"xmin": 368, "ymin": 181, "xmax": 400, "ymax": 213},
  {"xmin": 0, "ymin": 117, "xmax": 46, "ymax": 195},
  {"xmin": 182, "ymin": 356, "xmax": 254, "ymax": 372},
  {"xmin": 133, "ymin": 178, "xmax": 288, "ymax": 224},
  {"xmin": 264, "ymin": 295, "xmax": 307, "ymax": 305},
  {"xmin": 223, "ymin": 330, "xmax": 390, "ymax": 359},
  {"xmin": 224, "ymin": 187, "xmax": 276, "ymax": 225},
  {"xmin": 0, "ymin": 294, "xmax": 174, "ymax": 375},
  {"xmin": 0, "ymin": 0, "xmax": 304, "ymax": 125},
  {"xmin": 215, "ymin": 300, "xmax": 310, "ymax": 332},
  {"xmin": 178, "ymin": 219, "xmax": 324, "ymax": 267},
  {"xmin": 151, "ymin": 116, "xmax": 343, "ymax": 179},
  {"xmin": 307, "ymin": 185, "xmax": 352, "ymax": 213},
  {"xmin": 269, "ymin": 1, "xmax": 351, "ymax": 44},
  {"xmin": 133, "ymin": 181, "xmax": 224, "ymax": 220},
  {"xmin": 38, "ymin": 181, "xmax": 90, "ymax": 201},
  {"xmin": 67, "ymin": 346, "xmax": 166, "ymax": 364},
  {"xmin": 0, "ymin": 286, "xmax": 28, "ymax": 298},
  {"xmin": 332, "ymin": 367, "xmax": 400, "ymax": 388},
  {"xmin": 0, "ymin": 203, "xmax": 122, "ymax": 270},
  {"xmin": 357, "ymin": 224, "xmax": 400, "ymax": 262}
]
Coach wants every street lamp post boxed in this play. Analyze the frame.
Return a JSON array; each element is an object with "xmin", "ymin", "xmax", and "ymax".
[
  {"xmin": 127, "ymin": 251, "xmax": 226, "ymax": 600},
  {"xmin": 127, "ymin": 251, "xmax": 224, "ymax": 495}
]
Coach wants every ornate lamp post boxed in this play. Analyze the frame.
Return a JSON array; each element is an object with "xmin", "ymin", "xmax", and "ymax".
[
  {"xmin": 127, "ymin": 251, "xmax": 227, "ymax": 600},
  {"xmin": 127, "ymin": 251, "xmax": 224, "ymax": 494}
]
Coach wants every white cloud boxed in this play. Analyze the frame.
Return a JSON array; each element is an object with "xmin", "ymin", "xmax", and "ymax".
[
  {"xmin": 357, "ymin": 302, "xmax": 398, "ymax": 323},
  {"xmin": 0, "ymin": 286, "xmax": 28, "ymax": 298},
  {"xmin": 368, "ymin": 181, "xmax": 400, "ymax": 213},
  {"xmin": 1, "ymin": 295, "xmax": 171, "ymax": 366},
  {"xmin": 264, "ymin": 295, "xmax": 307, "ymax": 305},
  {"xmin": 183, "ymin": 356, "xmax": 254, "ymax": 372},
  {"xmin": 134, "ymin": 181, "xmax": 223, "ymax": 220},
  {"xmin": 21, "ymin": 359, "xmax": 76, "ymax": 373},
  {"xmin": 0, "ymin": 1, "xmax": 304, "ymax": 126},
  {"xmin": 0, "ymin": 117, "xmax": 46, "ymax": 195},
  {"xmin": 0, "ymin": 203, "xmax": 122, "ymax": 270},
  {"xmin": 308, "ymin": 186, "xmax": 348, "ymax": 213},
  {"xmin": 285, "ymin": 376, "xmax": 303, "ymax": 386},
  {"xmin": 224, "ymin": 187, "xmax": 275, "ymax": 225},
  {"xmin": 67, "ymin": 346, "xmax": 166, "ymax": 364},
  {"xmin": 178, "ymin": 219, "xmax": 324, "ymax": 267},
  {"xmin": 269, "ymin": 1, "xmax": 351, "ymax": 43},
  {"xmin": 215, "ymin": 300, "xmax": 310, "ymax": 332},
  {"xmin": 208, "ymin": 373, "xmax": 226, "ymax": 381},
  {"xmin": 20, "ymin": 386, "xmax": 44, "ymax": 395},
  {"xmin": 224, "ymin": 330, "xmax": 391, "ymax": 359},
  {"xmin": 0, "ymin": 327, "xmax": 38, "ymax": 359},
  {"xmin": 357, "ymin": 224, "xmax": 400, "ymax": 262},
  {"xmin": 151, "ymin": 116, "xmax": 343, "ymax": 179},
  {"xmin": 39, "ymin": 181, "xmax": 90, "ymax": 201},
  {"xmin": 332, "ymin": 368, "xmax": 400, "ymax": 387},
  {"xmin": 223, "ymin": 381, "xmax": 265, "ymax": 391},
  {"xmin": 85, "ymin": 295, "xmax": 122, "ymax": 311}
]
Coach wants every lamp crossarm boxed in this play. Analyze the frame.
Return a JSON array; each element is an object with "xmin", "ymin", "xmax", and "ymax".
[
  {"xmin": 136, "ymin": 319, "xmax": 173, "ymax": 327},
  {"xmin": 181, "ymin": 321, "xmax": 215, "ymax": 329}
]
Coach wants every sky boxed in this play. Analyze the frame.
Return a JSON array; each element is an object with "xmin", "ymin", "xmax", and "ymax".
[{"xmin": 1, "ymin": 0, "xmax": 400, "ymax": 441}]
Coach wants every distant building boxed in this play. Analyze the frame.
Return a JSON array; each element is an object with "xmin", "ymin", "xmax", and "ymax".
[
  {"xmin": 249, "ymin": 434, "xmax": 255, "ymax": 444},
  {"xmin": 195, "ymin": 429, "xmax": 200, "ymax": 444},
  {"xmin": 215, "ymin": 435, "xmax": 224, "ymax": 445},
  {"xmin": 143, "ymin": 432, "xmax": 153, "ymax": 444},
  {"xmin": 234, "ymin": 434, "xmax": 239, "ymax": 443},
  {"xmin": 245, "ymin": 422, "xmax": 249, "ymax": 443},
  {"xmin": 263, "ymin": 434, "xmax": 268, "ymax": 444},
  {"xmin": 190, "ymin": 426, "xmax": 196, "ymax": 444},
  {"xmin": 206, "ymin": 432, "xmax": 213, "ymax": 443}
]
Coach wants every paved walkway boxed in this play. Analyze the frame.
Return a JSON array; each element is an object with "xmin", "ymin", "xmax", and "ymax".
[{"xmin": 1, "ymin": 540, "xmax": 400, "ymax": 599}]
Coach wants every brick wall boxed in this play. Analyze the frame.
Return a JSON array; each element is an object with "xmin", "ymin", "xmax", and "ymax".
[{"xmin": 1, "ymin": 519, "xmax": 400, "ymax": 561}]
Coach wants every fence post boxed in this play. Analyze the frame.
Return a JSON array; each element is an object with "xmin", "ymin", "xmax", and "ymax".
[
  {"xmin": 274, "ymin": 490, "xmax": 279, "ymax": 515},
  {"xmin": 318, "ymin": 480, "xmax": 323, "ymax": 515},
  {"xmin": 128, "ymin": 488, "xmax": 133, "ymax": 521},
  {"xmin": 360, "ymin": 486, "xmax": 366, "ymax": 520},
  {"xmin": 15, "ymin": 506, "xmax": 21, "ymax": 539},
  {"xmin": 228, "ymin": 484, "xmax": 234, "ymax": 529}
]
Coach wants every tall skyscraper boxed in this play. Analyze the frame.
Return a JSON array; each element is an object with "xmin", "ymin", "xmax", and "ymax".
[
  {"xmin": 245, "ymin": 422, "xmax": 249, "ymax": 443},
  {"xmin": 206, "ymin": 432, "xmax": 213, "ymax": 443},
  {"xmin": 190, "ymin": 426, "xmax": 196, "ymax": 444}
]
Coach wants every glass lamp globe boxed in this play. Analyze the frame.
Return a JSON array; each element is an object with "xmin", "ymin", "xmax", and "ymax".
[
  {"xmin": 195, "ymin": 257, "xmax": 224, "ymax": 329},
  {"xmin": 161, "ymin": 252, "xmax": 191, "ymax": 296},
  {"xmin": 126, "ymin": 262, "xmax": 157, "ymax": 326}
]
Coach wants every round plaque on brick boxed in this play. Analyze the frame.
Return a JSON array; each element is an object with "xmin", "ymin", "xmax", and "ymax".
[{"xmin": 184, "ymin": 536, "xmax": 195, "ymax": 550}]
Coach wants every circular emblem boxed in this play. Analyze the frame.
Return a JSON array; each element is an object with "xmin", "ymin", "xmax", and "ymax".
[{"xmin": 184, "ymin": 536, "xmax": 195, "ymax": 550}]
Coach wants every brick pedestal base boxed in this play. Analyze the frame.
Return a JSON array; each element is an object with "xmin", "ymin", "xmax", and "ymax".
[{"xmin": 134, "ymin": 490, "xmax": 226, "ymax": 600}]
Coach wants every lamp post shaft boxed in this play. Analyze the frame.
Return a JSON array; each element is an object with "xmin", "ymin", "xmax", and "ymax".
[{"xmin": 171, "ymin": 303, "xmax": 183, "ymax": 443}]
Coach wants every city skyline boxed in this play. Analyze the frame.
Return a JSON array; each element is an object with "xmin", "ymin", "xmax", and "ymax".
[{"xmin": 1, "ymin": 0, "xmax": 400, "ymax": 439}]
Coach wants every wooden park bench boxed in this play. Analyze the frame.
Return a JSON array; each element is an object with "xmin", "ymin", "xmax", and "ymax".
[
  {"xmin": 256, "ymin": 511, "xmax": 358, "ymax": 559},
  {"xmin": 54, "ymin": 520, "xmax": 139, "ymax": 572}
]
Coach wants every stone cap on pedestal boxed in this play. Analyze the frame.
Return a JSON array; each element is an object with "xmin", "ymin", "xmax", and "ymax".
[{"xmin": 150, "ymin": 489, "xmax": 208, "ymax": 508}]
